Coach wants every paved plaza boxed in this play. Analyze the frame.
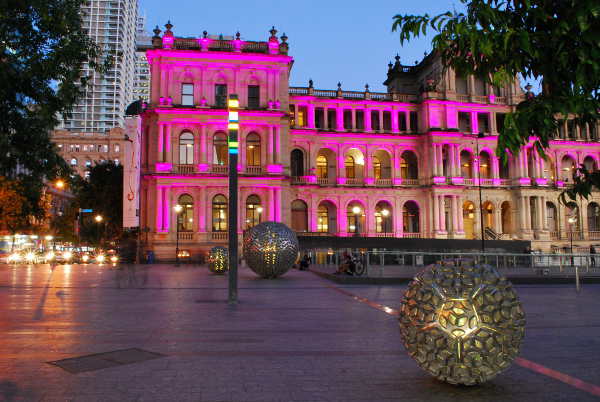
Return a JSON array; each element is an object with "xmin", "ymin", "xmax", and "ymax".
[{"xmin": 0, "ymin": 263, "xmax": 599, "ymax": 401}]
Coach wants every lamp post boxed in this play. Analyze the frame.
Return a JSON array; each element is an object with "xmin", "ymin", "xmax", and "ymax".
[
  {"xmin": 94, "ymin": 215, "xmax": 104, "ymax": 248},
  {"xmin": 174, "ymin": 204, "xmax": 182, "ymax": 266},
  {"xmin": 475, "ymin": 132, "xmax": 486, "ymax": 253},
  {"xmin": 227, "ymin": 94, "xmax": 239, "ymax": 304},
  {"xmin": 568, "ymin": 216, "xmax": 576, "ymax": 266},
  {"xmin": 381, "ymin": 208, "xmax": 390, "ymax": 234}
]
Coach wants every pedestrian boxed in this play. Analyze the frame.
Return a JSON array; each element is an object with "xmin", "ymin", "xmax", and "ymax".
[
  {"xmin": 590, "ymin": 245, "xmax": 596, "ymax": 267},
  {"xmin": 299, "ymin": 254, "xmax": 311, "ymax": 271}
]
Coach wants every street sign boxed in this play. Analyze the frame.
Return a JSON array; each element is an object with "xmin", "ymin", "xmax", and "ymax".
[{"xmin": 80, "ymin": 209, "xmax": 93, "ymax": 213}]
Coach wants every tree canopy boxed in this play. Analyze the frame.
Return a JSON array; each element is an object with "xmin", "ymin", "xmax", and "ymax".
[
  {"xmin": 392, "ymin": 0, "xmax": 600, "ymax": 200},
  {"xmin": 0, "ymin": 0, "xmax": 110, "ymax": 217}
]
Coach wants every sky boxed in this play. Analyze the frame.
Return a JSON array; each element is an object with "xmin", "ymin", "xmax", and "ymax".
[{"xmin": 139, "ymin": 0, "xmax": 464, "ymax": 92}]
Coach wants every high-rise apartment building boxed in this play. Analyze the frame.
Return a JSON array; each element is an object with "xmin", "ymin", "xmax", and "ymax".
[
  {"xmin": 63, "ymin": 0, "xmax": 138, "ymax": 132},
  {"xmin": 133, "ymin": 11, "xmax": 152, "ymax": 103}
]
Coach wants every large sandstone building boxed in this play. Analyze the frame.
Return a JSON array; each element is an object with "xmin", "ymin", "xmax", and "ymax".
[{"xmin": 137, "ymin": 24, "xmax": 600, "ymax": 260}]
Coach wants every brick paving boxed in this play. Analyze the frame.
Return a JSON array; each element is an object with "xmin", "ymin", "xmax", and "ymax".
[{"xmin": 0, "ymin": 263, "xmax": 599, "ymax": 401}]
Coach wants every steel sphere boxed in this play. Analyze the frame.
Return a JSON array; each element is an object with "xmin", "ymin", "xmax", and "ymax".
[
  {"xmin": 208, "ymin": 246, "xmax": 228, "ymax": 274},
  {"xmin": 243, "ymin": 222, "xmax": 299, "ymax": 278},
  {"xmin": 399, "ymin": 261, "xmax": 525, "ymax": 385}
]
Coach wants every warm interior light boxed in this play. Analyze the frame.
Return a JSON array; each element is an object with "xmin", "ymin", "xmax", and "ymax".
[
  {"xmin": 63, "ymin": 251, "xmax": 72, "ymax": 260},
  {"xmin": 256, "ymin": 206, "xmax": 263, "ymax": 213},
  {"xmin": 45, "ymin": 252, "xmax": 55, "ymax": 261},
  {"xmin": 228, "ymin": 99, "xmax": 239, "ymax": 108},
  {"xmin": 381, "ymin": 209, "xmax": 390, "ymax": 217},
  {"xmin": 352, "ymin": 206, "xmax": 361, "ymax": 214},
  {"xmin": 94, "ymin": 215, "xmax": 103, "ymax": 222},
  {"xmin": 174, "ymin": 204, "xmax": 183, "ymax": 213},
  {"xmin": 45, "ymin": 235, "xmax": 53, "ymax": 241}
]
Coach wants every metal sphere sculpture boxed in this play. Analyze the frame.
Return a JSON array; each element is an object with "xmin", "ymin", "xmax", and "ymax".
[
  {"xmin": 208, "ymin": 246, "xmax": 228, "ymax": 274},
  {"xmin": 243, "ymin": 222, "xmax": 299, "ymax": 279},
  {"xmin": 399, "ymin": 260, "xmax": 525, "ymax": 385}
]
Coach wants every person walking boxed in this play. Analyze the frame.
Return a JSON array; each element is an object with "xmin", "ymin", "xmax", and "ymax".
[{"xmin": 590, "ymin": 245, "xmax": 596, "ymax": 267}]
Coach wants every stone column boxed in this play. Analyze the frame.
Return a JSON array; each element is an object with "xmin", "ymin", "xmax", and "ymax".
[
  {"xmin": 364, "ymin": 107, "xmax": 372, "ymax": 132},
  {"xmin": 541, "ymin": 196, "xmax": 548, "ymax": 230},
  {"xmin": 365, "ymin": 146, "xmax": 372, "ymax": 181},
  {"xmin": 490, "ymin": 112, "xmax": 497, "ymax": 135},
  {"xmin": 165, "ymin": 124, "xmax": 172, "ymax": 163},
  {"xmin": 309, "ymin": 197, "xmax": 318, "ymax": 232},
  {"xmin": 158, "ymin": 124, "xmax": 165, "ymax": 162},
  {"xmin": 274, "ymin": 188, "xmax": 282, "ymax": 222},
  {"xmin": 439, "ymin": 195, "xmax": 446, "ymax": 232},
  {"xmin": 199, "ymin": 125, "xmax": 207, "ymax": 164},
  {"xmin": 437, "ymin": 145, "xmax": 444, "ymax": 177},
  {"xmin": 351, "ymin": 108, "xmax": 356, "ymax": 131},
  {"xmin": 458, "ymin": 196, "xmax": 465, "ymax": 232},
  {"xmin": 323, "ymin": 106, "xmax": 328, "ymax": 130},
  {"xmin": 395, "ymin": 198, "xmax": 403, "ymax": 236},
  {"xmin": 308, "ymin": 104, "xmax": 315, "ymax": 128},
  {"xmin": 392, "ymin": 109, "xmax": 399, "ymax": 133},
  {"xmin": 470, "ymin": 111, "xmax": 479, "ymax": 134},
  {"xmin": 338, "ymin": 199, "xmax": 347, "ymax": 236},
  {"xmin": 378, "ymin": 110, "xmax": 384, "ymax": 132},
  {"xmin": 198, "ymin": 187, "xmax": 206, "ymax": 232},
  {"xmin": 433, "ymin": 193, "xmax": 439, "ymax": 232},
  {"xmin": 432, "ymin": 144, "xmax": 439, "ymax": 177},
  {"xmin": 449, "ymin": 145, "xmax": 457, "ymax": 177},
  {"xmin": 452, "ymin": 195, "xmax": 459, "ymax": 234},
  {"xmin": 336, "ymin": 107, "xmax": 344, "ymax": 131}
]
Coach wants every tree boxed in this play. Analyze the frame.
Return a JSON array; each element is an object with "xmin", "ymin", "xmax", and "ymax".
[
  {"xmin": 0, "ymin": 177, "xmax": 29, "ymax": 234},
  {"xmin": 77, "ymin": 161, "xmax": 123, "ymax": 245},
  {"xmin": 0, "ymin": 0, "xmax": 110, "ymax": 218},
  {"xmin": 392, "ymin": 0, "xmax": 600, "ymax": 201}
]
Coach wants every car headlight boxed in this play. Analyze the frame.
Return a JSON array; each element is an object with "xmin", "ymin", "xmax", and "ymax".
[
  {"xmin": 25, "ymin": 252, "xmax": 35, "ymax": 262},
  {"xmin": 63, "ymin": 251, "xmax": 72, "ymax": 260},
  {"xmin": 9, "ymin": 253, "xmax": 21, "ymax": 262},
  {"xmin": 81, "ymin": 255, "xmax": 90, "ymax": 262},
  {"xmin": 45, "ymin": 252, "xmax": 55, "ymax": 261},
  {"xmin": 110, "ymin": 255, "xmax": 118, "ymax": 263},
  {"xmin": 96, "ymin": 254, "xmax": 105, "ymax": 263}
]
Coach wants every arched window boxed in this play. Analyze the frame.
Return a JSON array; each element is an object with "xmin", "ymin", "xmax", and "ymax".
[
  {"xmin": 461, "ymin": 151, "xmax": 473, "ymax": 178},
  {"xmin": 560, "ymin": 155, "xmax": 576, "ymax": 182},
  {"xmin": 584, "ymin": 156, "xmax": 597, "ymax": 172},
  {"xmin": 344, "ymin": 155, "xmax": 355, "ymax": 178},
  {"xmin": 246, "ymin": 132, "xmax": 261, "ymax": 167},
  {"xmin": 479, "ymin": 152, "xmax": 491, "ymax": 179},
  {"xmin": 546, "ymin": 202, "xmax": 558, "ymax": 233},
  {"xmin": 565, "ymin": 202, "xmax": 580, "ymax": 232},
  {"xmin": 499, "ymin": 158, "xmax": 510, "ymax": 179},
  {"xmin": 347, "ymin": 202, "xmax": 365, "ymax": 234},
  {"xmin": 501, "ymin": 201, "xmax": 512, "ymax": 234},
  {"xmin": 179, "ymin": 132, "xmax": 194, "ymax": 164},
  {"xmin": 213, "ymin": 132, "xmax": 228, "ymax": 166},
  {"xmin": 400, "ymin": 151, "xmax": 418, "ymax": 179},
  {"xmin": 316, "ymin": 155, "xmax": 328, "ymax": 178},
  {"xmin": 463, "ymin": 201, "xmax": 476, "ymax": 239},
  {"xmin": 70, "ymin": 158, "xmax": 78, "ymax": 166},
  {"xmin": 291, "ymin": 149, "xmax": 304, "ymax": 177},
  {"xmin": 482, "ymin": 201, "xmax": 494, "ymax": 230},
  {"xmin": 403, "ymin": 201, "xmax": 420, "ymax": 233},
  {"xmin": 373, "ymin": 156, "xmax": 381, "ymax": 180},
  {"xmin": 245, "ymin": 194, "xmax": 262, "ymax": 229},
  {"xmin": 375, "ymin": 201, "xmax": 393, "ymax": 233},
  {"xmin": 212, "ymin": 194, "xmax": 227, "ymax": 232},
  {"xmin": 317, "ymin": 204, "xmax": 329, "ymax": 233},
  {"xmin": 291, "ymin": 199, "xmax": 308, "ymax": 232},
  {"xmin": 588, "ymin": 202, "xmax": 600, "ymax": 232},
  {"xmin": 177, "ymin": 194, "xmax": 194, "ymax": 232}
]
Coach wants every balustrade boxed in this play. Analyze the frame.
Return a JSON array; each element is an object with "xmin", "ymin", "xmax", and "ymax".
[
  {"xmin": 176, "ymin": 164, "xmax": 195, "ymax": 174},
  {"xmin": 245, "ymin": 166, "xmax": 263, "ymax": 175},
  {"xmin": 375, "ymin": 178, "xmax": 392, "ymax": 187},
  {"xmin": 211, "ymin": 164, "xmax": 228, "ymax": 174},
  {"xmin": 211, "ymin": 232, "xmax": 228, "ymax": 240},
  {"xmin": 177, "ymin": 232, "xmax": 194, "ymax": 240}
]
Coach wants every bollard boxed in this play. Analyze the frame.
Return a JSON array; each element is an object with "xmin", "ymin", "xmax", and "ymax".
[{"xmin": 575, "ymin": 266, "xmax": 581, "ymax": 293}]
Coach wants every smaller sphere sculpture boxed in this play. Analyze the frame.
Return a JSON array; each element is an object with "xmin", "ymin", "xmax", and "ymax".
[
  {"xmin": 399, "ymin": 260, "xmax": 525, "ymax": 385},
  {"xmin": 208, "ymin": 246, "xmax": 228, "ymax": 274},
  {"xmin": 243, "ymin": 222, "xmax": 299, "ymax": 278}
]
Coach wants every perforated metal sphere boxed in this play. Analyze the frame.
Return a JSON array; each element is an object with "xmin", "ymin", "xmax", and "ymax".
[
  {"xmin": 208, "ymin": 246, "xmax": 228, "ymax": 274},
  {"xmin": 399, "ymin": 261, "xmax": 525, "ymax": 385},
  {"xmin": 243, "ymin": 222, "xmax": 299, "ymax": 278}
]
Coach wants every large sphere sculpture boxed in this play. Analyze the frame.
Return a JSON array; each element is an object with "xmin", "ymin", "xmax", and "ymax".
[
  {"xmin": 399, "ymin": 260, "xmax": 525, "ymax": 385},
  {"xmin": 243, "ymin": 222, "xmax": 299, "ymax": 278},
  {"xmin": 208, "ymin": 246, "xmax": 228, "ymax": 274}
]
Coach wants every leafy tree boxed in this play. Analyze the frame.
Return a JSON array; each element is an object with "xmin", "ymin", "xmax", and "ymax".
[
  {"xmin": 77, "ymin": 161, "xmax": 123, "ymax": 246},
  {"xmin": 0, "ymin": 0, "xmax": 110, "ymax": 218},
  {"xmin": 392, "ymin": 0, "xmax": 600, "ymax": 200},
  {"xmin": 0, "ymin": 177, "xmax": 29, "ymax": 234}
]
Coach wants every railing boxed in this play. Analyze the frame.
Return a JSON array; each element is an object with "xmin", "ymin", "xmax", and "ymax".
[
  {"xmin": 241, "ymin": 41, "xmax": 269, "ymax": 53},
  {"xmin": 316, "ymin": 177, "xmax": 335, "ymax": 186},
  {"xmin": 472, "ymin": 95, "xmax": 488, "ymax": 103},
  {"xmin": 567, "ymin": 231, "xmax": 584, "ymax": 241},
  {"xmin": 211, "ymin": 232, "xmax": 227, "ymax": 240},
  {"xmin": 288, "ymin": 87, "xmax": 418, "ymax": 102},
  {"xmin": 479, "ymin": 178, "xmax": 494, "ymax": 186},
  {"xmin": 296, "ymin": 231, "xmax": 335, "ymax": 237},
  {"xmin": 499, "ymin": 179, "xmax": 511, "ymax": 186},
  {"xmin": 375, "ymin": 178, "xmax": 392, "ymax": 187},
  {"xmin": 291, "ymin": 176, "xmax": 309, "ymax": 185},
  {"xmin": 375, "ymin": 232, "xmax": 395, "ymax": 237},
  {"xmin": 211, "ymin": 164, "xmax": 228, "ymax": 174},
  {"xmin": 208, "ymin": 40, "xmax": 233, "ymax": 51},
  {"xmin": 245, "ymin": 166, "xmax": 263, "ymax": 175},
  {"xmin": 402, "ymin": 178, "xmax": 420, "ymax": 186},
  {"xmin": 588, "ymin": 231, "xmax": 600, "ymax": 240},
  {"xmin": 174, "ymin": 38, "xmax": 200, "ymax": 50},
  {"xmin": 463, "ymin": 178, "xmax": 475, "ymax": 185},
  {"xmin": 493, "ymin": 96, "xmax": 507, "ymax": 104},
  {"xmin": 176, "ymin": 164, "xmax": 195, "ymax": 174},
  {"xmin": 177, "ymin": 232, "xmax": 194, "ymax": 240},
  {"xmin": 550, "ymin": 230, "xmax": 560, "ymax": 240},
  {"xmin": 456, "ymin": 94, "xmax": 470, "ymax": 102},
  {"xmin": 484, "ymin": 227, "xmax": 499, "ymax": 240},
  {"xmin": 345, "ymin": 178, "xmax": 363, "ymax": 186},
  {"xmin": 402, "ymin": 232, "xmax": 421, "ymax": 238}
]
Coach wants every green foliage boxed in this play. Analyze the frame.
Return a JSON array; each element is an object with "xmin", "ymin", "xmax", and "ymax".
[
  {"xmin": 0, "ymin": 177, "xmax": 29, "ymax": 233},
  {"xmin": 0, "ymin": 0, "xmax": 111, "ymax": 218},
  {"xmin": 393, "ymin": 0, "xmax": 600, "ymax": 200},
  {"xmin": 77, "ymin": 161, "xmax": 123, "ymax": 245}
]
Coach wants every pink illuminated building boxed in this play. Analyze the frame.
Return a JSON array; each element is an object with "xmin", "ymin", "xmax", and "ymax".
[{"xmin": 139, "ymin": 23, "xmax": 600, "ymax": 260}]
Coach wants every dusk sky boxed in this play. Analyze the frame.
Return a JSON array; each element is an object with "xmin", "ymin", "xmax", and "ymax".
[{"xmin": 139, "ymin": 0, "xmax": 464, "ymax": 92}]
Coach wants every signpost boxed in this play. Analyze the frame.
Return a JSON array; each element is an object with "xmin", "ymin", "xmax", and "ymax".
[{"xmin": 227, "ymin": 94, "xmax": 239, "ymax": 304}]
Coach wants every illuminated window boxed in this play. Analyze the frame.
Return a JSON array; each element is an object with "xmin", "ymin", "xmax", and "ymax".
[
  {"xmin": 213, "ymin": 132, "xmax": 228, "ymax": 165},
  {"xmin": 317, "ymin": 204, "xmax": 329, "ymax": 233},
  {"xmin": 246, "ymin": 132, "xmax": 261, "ymax": 167},
  {"xmin": 345, "ymin": 155, "xmax": 355, "ymax": 178},
  {"xmin": 70, "ymin": 158, "xmax": 78, "ymax": 166},
  {"xmin": 373, "ymin": 156, "xmax": 381, "ymax": 179},
  {"xmin": 375, "ymin": 201, "xmax": 392, "ymax": 233},
  {"xmin": 247, "ymin": 85, "xmax": 259, "ymax": 109},
  {"xmin": 316, "ymin": 155, "xmax": 328, "ymax": 178},
  {"xmin": 177, "ymin": 194, "xmax": 194, "ymax": 232},
  {"xmin": 291, "ymin": 199, "xmax": 308, "ymax": 232},
  {"xmin": 215, "ymin": 84, "xmax": 227, "ymax": 108},
  {"xmin": 245, "ymin": 194, "xmax": 262, "ymax": 229},
  {"xmin": 212, "ymin": 194, "xmax": 227, "ymax": 232}
]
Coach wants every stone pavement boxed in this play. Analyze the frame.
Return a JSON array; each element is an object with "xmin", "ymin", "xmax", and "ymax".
[{"xmin": 0, "ymin": 263, "xmax": 599, "ymax": 401}]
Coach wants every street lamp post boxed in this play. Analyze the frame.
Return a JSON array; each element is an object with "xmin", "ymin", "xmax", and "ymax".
[
  {"xmin": 568, "ymin": 216, "xmax": 576, "ymax": 266},
  {"xmin": 174, "ymin": 204, "xmax": 183, "ymax": 266},
  {"xmin": 381, "ymin": 208, "xmax": 390, "ymax": 234},
  {"xmin": 94, "ymin": 215, "xmax": 104, "ymax": 248},
  {"xmin": 352, "ymin": 206, "xmax": 362, "ymax": 237},
  {"xmin": 228, "ymin": 94, "xmax": 240, "ymax": 304}
]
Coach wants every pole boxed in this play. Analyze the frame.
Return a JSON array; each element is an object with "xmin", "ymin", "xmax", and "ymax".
[
  {"xmin": 227, "ymin": 94, "xmax": 240, "ymax": 304},
  {"xmin": 476, "ymin": 133, "xmax": 485, "ymax": 253},
  {"xmin": 175, "ymin": 221, "xmax": 180, "ymax": 266}
]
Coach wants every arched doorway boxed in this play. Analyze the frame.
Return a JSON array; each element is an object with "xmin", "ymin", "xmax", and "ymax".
[
  {"xmin": 501, "ymin": 201, "xmax": 512, "ymax": 235},
  {"xmin": 317, "ymin": 201, "xmax": 337, "ymax": 234},
  {"xmin": 347, "ymin": 201, "xmax": 366, "ymax": 235},
  {"xmin": 402, "ymin": 201, "xmax": 420, "ymax": 234},
  {"xmin": 482, "ymin": 201, "xmax": 494, "ymax": 230},
  {"xmin": 177, "ymin": 194, "xmax": 194, "ymax": 232},
  {"xmin": 290, "ymin": 149, "xmax": 304, "ymax": 177},
  {"xmin": 374, "ymin": 201, "xmax": 393, "ymax": 233}
]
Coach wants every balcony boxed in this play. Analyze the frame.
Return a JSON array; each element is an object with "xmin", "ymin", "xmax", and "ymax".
[
  {"xmin": 316, "ymin": 177, "xmax": 335, "ymax": 186},
  {"xmin": 375, "ymin": 178, "xmax": 393, "ymax": 187},
  {"xmin": 175, "ymin": 164, "xmax": 195, "ymax": 174},
  {"xmin": 402, "ymin": 232, "xmax": 421, "ymax": 238},
  {"xmin": 344, "ymin": 178, "xmax": 363, "ymax": 186},
  {"xmin": 374, "ymin": 232, "xmax": 395, "ymax": 237},
  {"xmin": 479, "ymin": 178, "xmax": 494, "ymax": 186},
  {"xmin": 588, "ymin": 231, "xmax": 600, "ymax": 240},
  {"xmin": 245, "ymin": 166, "xmax": 263, "ymax": 175},
  {"xmin": 177, "ymin": 232, "xmax": 194, "ymax": 240},
  {"xmin": 401, "ymin": 179, "xmax": 420, "ymax": 186},
  {"xmin": 211, "ymin": 164, "xmax": 228, "ymax": 174},
  {"xmin": 211, "ymin": 232, "xmax": 227, "ymax": 240}
]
